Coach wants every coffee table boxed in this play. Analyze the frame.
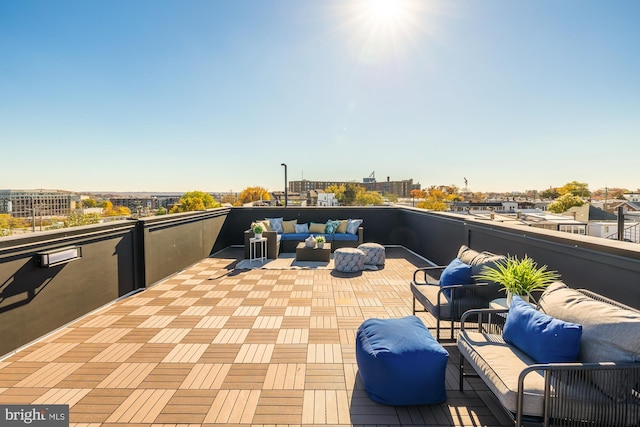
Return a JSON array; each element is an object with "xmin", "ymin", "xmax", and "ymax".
[{"xmin": 295, "ymin": 242, "xmax": 331, "ymax": 262}]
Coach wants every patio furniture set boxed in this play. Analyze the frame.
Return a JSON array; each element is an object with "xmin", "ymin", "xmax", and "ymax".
[
  {"xmin": 243, "ymin": 217, "xmax": 364, "ymax": 259},
  {"xmin": 244, "ymin": 218, "xmax": 385, "ymax": 272},
  {"xmin": 406, "ymin": 244, "xmax": 640, "ymax": 426},
  {"xmin": 244, "ymin": 223, "xmax": 640, "ymax": 426}
]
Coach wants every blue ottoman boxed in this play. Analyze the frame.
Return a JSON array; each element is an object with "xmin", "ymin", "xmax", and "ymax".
[{"xmin": 356, "ymin": 315, "xmax": 448, "ymax": 405}]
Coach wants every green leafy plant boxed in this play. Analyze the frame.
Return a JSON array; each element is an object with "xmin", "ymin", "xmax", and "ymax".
[
  {"xmin": 315, "ymin": 235, "xmax": 326, "ymax": 243},
  {"xmin": 252, "ymin": 224, "xmax": 264, "ymax": 234},
  {"xmin": 475, "ymin": 255, "xmax": 560, "ymax": 301}
]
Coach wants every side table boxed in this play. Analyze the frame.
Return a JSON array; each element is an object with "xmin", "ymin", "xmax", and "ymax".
[
  {"xmin": 489, "ymin": 298, "xmax": 508, "ymax": 310},
  {"xmin": 249, "ymin": 237, "xmax": 267, "ymax": 264}
]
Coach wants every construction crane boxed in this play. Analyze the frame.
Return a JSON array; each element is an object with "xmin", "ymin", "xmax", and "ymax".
[{"xmin": 363, "ymin": 171, "xmax": 376, "ymax": 184}]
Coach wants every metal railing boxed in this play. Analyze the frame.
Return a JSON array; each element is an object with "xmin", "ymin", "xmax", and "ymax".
[{"xmin": 605, "ymin": 222, "xmax": 640, "ymax": 243}]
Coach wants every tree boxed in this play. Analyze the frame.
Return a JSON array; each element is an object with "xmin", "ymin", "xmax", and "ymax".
[
  {"xmin": 410, "ymin": 189, "xmax": 426, "ymax": 200},
  {"xmin": 557, "ymin": 181, "xmax": 590, "ymax": 198},
  {"xmin": 238, "ymin": 187, "xmax": 270, "ymax": 205},
  {"xmin": 64, "ymin": 211, "xmax": 100, "ymax": 227},
  {"xmin": 591, "ymin": 187, "xmax": 629, "ymax": 200},
  {"xmin": 384, "ymin": 193, "xmax": 398, "ymax": 203},
  {"xmin": 547, "ymin": 193, "xmax": 585, "ymax": 213},
  {"xmin": 116, "ymin": 206, "xmax": 132, "ymax": 216},
  {"xmin": 170, "ymin": 190, "xmax": 221, "ymax": 213},
  {"xmin": 342, "ymin": 183, "xmax": 364, "ymax": 206},
  {"xmin": 467, "ymin": 192, "xmax": 488, "ymax": 203},
  {"xmin": 156, "ymin": 206, "xmax": 168, "ymax": 215},
  {"xmin": 416, "ymin": 185, "xmax": 459, "ymax": 211},
  {"xmin": 0, "ymin": 214, "xmax": 12, "ymax": 236},
  {"xmin": 540, "ymin": 187, "xmax": 560, "ymax": 200},
  {"xmin": 326, "ymin": 185, "xmax": 346, "ymax": 204},
  {"xmin": 356, "ymin": 191, "xmax": 384, "ymax": 206},
  {"xmin": 82, "ymin": 198, "xmax": 97, "ymax": 208},
  {"xmin": 220, "ymin": 192, "xmax": 239, "ymax": 206},
  {"xmin": 102, "ymin": 201, "xmax": 132, "ymax": 217}
]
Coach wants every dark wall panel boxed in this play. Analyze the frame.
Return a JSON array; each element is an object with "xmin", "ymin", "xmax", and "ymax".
[
  {"xmin": 141, "ymin": 209, "xmax": 229, "ymax": 286},
  {"xmin": 466, "ymin": 223, "xmax": 640, "ymax": 307},
  {"xmin": 0, "ymin": 222, "xmax": 137, "ymax": 356},
  {"xmin": 399, "ymin": 209, "xmax": 469, "ymax": 265}
]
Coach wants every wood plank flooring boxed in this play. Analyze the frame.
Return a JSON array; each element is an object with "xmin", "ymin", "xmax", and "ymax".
[{"xmin": 0, "ymin": 247, "xmax": 513, "ymax": 426}]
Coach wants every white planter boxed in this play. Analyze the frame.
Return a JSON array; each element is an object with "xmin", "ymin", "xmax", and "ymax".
[
  {"xmin": 506, "ymin": 291, "xmax": 529, "ymax": 306},
  {"xmin": 254, "ymin": 233, "xmax": 262, "ymax": 239}
]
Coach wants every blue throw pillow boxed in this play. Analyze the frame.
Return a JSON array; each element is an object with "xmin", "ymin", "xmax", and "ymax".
[
  {"xmin": 266, "ymin": 217, "xmax": 283, "ymax": 233},
  {"xmin": 503, "ymin": 295, "xmax": 582, "ymax": 363},
  {"xmin": 325, "ymin": 219, "xmax": 341, "ymax": 234},
  {"xmin": 439, "ymin": 258, "xmax": 473, "ymax": 299},
  {"xmin": 294, "ymin": 223, "xmax": 309, "ymax": 233},
  {"xmin": 346, "ymin": 219, "xmax": 363, "ymax": 234}
]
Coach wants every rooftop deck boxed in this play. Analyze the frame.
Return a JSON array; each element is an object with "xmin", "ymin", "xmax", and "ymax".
[{"xmin": 0, "ymin": 246, "xmax": 514, "ymax": 426}]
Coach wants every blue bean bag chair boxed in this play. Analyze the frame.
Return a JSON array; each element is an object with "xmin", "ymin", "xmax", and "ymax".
[{"xmin": 356, "ymin": 315, "xmax": 448, "ymax": 405}]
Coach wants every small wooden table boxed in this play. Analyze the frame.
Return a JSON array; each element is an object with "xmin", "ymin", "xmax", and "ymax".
[{"xmin": 295, "ymin": 242, "xmax": 331, "ymax": 262}]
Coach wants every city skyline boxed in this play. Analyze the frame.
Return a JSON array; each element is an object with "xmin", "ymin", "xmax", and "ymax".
[{"xmin": 1, "ymin": 0, "xmax": 639, "ymax": 193}]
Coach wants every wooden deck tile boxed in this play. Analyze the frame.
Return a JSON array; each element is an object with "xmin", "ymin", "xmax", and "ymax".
[
  {"xmin": 180, "ymin": 363, "xmax": 231, "ymax": 389},
  {"xmin": 105, "ymin": 388, "xmax": 175, "ymax": 423},
  {"xmin": 263, "ymin": 363, "xmax": 306, "ymax": 390},
  {"xmin": 203, "ymin": 389, "xmax": 260, "ymax": 424},
  {"xmin": 33, "ymin": 388, "xmax": 91, "ymax": 406},
  {"xmin": 16, "ymin": 362, "xmax": 83, "ymax": 388},
  {"xmin": 96, "ymin": 362, "xmax": 157, "ymax": 388},
  {"xmin": 0, "ymin": 247, "xmax": 513, "ymax": 427}
]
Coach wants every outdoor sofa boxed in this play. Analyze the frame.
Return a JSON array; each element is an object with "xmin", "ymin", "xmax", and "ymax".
[
  {"xmin": 244, "ymin": 218, "xmax": 363, "ymax": 259},
  {"xmin": 410, "ymin": 245, "xmax": 506, "ymax": 340},
  {"xmin": 458, "ymin": 282, "xmax": 640, "ymax": 426}
]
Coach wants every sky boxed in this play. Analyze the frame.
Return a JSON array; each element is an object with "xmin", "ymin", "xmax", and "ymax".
[{"xmin": 1, "ymin": 0, "xmax": 639, "ymax": 194}]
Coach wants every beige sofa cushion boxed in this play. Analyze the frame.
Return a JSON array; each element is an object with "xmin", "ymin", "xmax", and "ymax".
[
  {"xmin": 282, "ymin": 219, "xmax": 297, "ymax": 234},
  {"xmin": 457, "ymin": 245, "xmax": 506, "ymax": 277},
  {"xmin": 459, "ymin": 329, "xmax": 636, "ymax": 421},
  {"xmin": 538, "ymin": 282, "xmax": 640, "ymax": 401},
  {"xmin": 458, "ymin": 330, "xmax": 544, "ymax": 415},
  {"xmin": 538, "ymin": 282, "xmax": 640, "ymax": 364}
]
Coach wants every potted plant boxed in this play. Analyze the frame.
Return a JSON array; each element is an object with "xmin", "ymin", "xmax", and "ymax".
[
  {"xmin": 474, "ymin": 255, "xmax": 560, "ymax": 305},
  {"xmin": 252, "ymin": 224, "xmax": 264, "ymax": 239},
  {"xmin": 315, "ymin": 235, "xmax": 326, "ymax": 249}
]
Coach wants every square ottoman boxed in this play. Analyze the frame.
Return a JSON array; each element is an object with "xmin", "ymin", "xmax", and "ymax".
[{"xmin": 356, "ymin": 315, "xmax": 448, "ymax": 405}]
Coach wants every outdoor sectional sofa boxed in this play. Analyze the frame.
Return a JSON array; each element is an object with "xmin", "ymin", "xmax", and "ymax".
[
  {"xmin": 244, "ymin": 218, "xmax": 363, "ymax": 259},
  {"xmin": 458, "ymin": 282, "xmax": 640, "ymax": 426},
  {"xmin": 410, "ymin": 245, "xmax": 507, "ymax": 340}
]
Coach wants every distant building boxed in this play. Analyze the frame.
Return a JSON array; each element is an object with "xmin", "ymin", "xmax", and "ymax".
[
  {"xmin": 363, "ymin": 177, "xmax": 417, "ymax": 198},
  {"xmin": 151, "ymin": 195, "xmax": 183, "ymax": 210},
  {"xmin": 289, "ymin": 177, "xmax": 418, "ymax": 198},
  {"xmin": 518, "ymin": 212, "xmax": 587, "ymax": 235},
  {"xmin": 109, "ymin": 197, "xmax": 154, "ymax": 216},
  {"xmin": 565, "ymin": 204, "xmax": 640, "ymax": 243},
  {"xmin": 450, "ymin": 201, "xmax": 514, "ymax": 213},
  {"xmin": 316, "ymin": 192, "xmax": 338, "ymax": 207},
  {"xmin": 271, "ymin": 191, "xmax": 306, "ymax": 207},
  {"xmin": 0, "ymin": 189, "xmax": 76, "ymax": 218},
  {"xmin": 624, "ymin": 192, "xmax": 640, "ymax": 202}
]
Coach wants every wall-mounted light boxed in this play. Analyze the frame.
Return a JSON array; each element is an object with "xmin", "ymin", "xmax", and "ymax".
[{"xmin": 37, "ymin": 246, "xmax": 82, "ymax": 268}]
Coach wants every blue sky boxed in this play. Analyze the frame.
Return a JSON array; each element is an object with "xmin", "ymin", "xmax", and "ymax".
[{"xmin": 1, "ymin": 0, "xmax": 638, "ymax": 194}]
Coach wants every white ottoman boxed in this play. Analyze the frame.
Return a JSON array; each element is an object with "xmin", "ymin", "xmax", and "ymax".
[
  {"xmin": 358, "ymin": 243, "xmax": 385, "ymax": 265},
  {"xmin": 334, "ymin": 247, "xmax": 365, "ymax": 273}
]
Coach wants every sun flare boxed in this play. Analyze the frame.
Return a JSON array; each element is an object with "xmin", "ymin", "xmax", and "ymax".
[
  {"xmin": 345, "ymin": 0, "xmax": 429, "ymax": 63},
  {"xmin": 365, "ymin": 0, "xmax": 409, "ymax": 27}
]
